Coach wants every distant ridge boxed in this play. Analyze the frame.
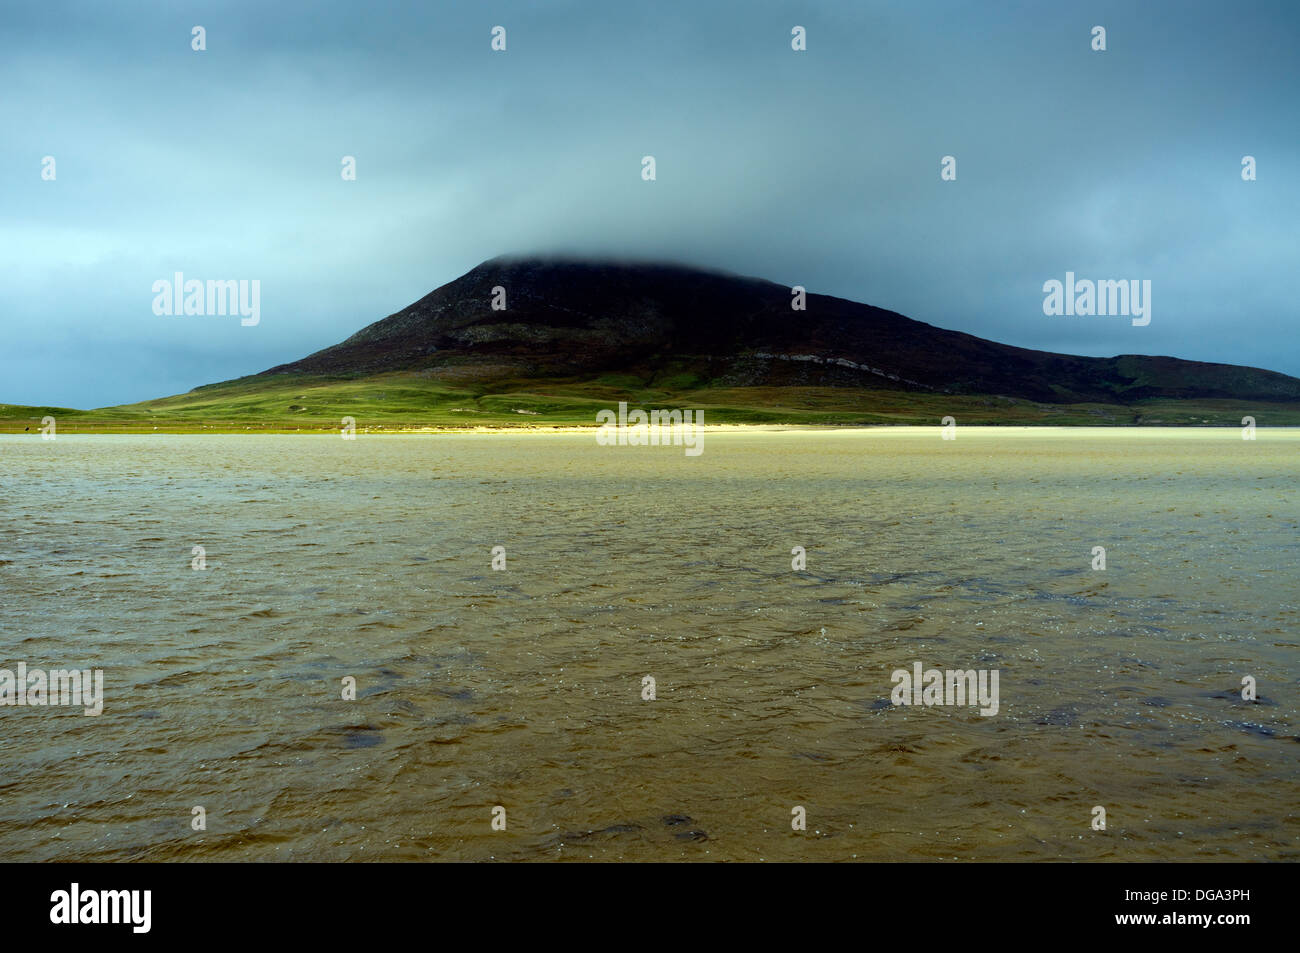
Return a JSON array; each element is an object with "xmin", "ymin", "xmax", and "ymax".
[
  {"xmin": 258, "ymin": 256, "xmax": 1300, "ymax": 405},
  {"xmin": 10, "ymin": 255, "xmax": 1296, "ymax": 432}
]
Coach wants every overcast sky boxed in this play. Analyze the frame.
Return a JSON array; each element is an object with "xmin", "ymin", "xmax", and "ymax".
[{"xmin": 2, "ymin": 0, "xmax": 1297, "ymax": 408}]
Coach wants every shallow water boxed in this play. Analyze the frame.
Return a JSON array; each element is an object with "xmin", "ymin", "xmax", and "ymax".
[{"xmin": 1, "ymin": 428, "xmax": 1296, "ymax": 861}]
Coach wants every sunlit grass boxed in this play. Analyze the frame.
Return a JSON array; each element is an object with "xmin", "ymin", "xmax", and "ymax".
[{"xmin": 3, "ymin": 370, "xmax": 1298, "ymax": 433}]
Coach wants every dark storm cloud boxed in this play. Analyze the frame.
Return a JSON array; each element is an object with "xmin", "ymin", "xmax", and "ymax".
[{"xmin": 2, "ymin": 0, "xmax": 1296, "ymax": 407}]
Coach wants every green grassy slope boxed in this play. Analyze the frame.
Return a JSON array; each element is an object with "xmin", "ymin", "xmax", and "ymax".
[{"xmin": 3, "ymin": 370, "xmax": 1297, "ymax": 433}]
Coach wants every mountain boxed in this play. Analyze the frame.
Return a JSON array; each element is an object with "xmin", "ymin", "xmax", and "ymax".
[
  {"xmin": 263, "ymin": 256, "xmax": 1300, "ymax": 405},
  {"xmin": 7, "ymin": 256, "xmax": 1300, "ymax": 431}
]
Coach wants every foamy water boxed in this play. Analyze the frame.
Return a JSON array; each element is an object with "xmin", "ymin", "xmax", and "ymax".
[{"xmin": 1, "ymin": 428, "xmax": 1296, "ymax": 861}]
